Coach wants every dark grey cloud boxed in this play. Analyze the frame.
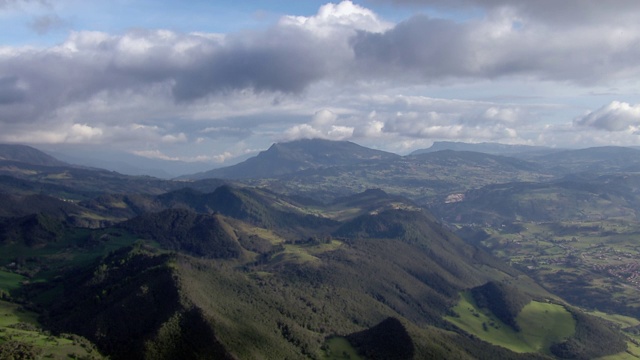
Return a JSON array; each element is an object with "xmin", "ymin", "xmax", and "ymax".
[
  {"xmin": 351, "ymin": 14, "xmax": 640, "ymax": 84},
  {"xmin": 0, "ymin": 50, "xmax": 127, "ymax": 122},
  {"xmin": 0, "ymin": 76, "xmax": 26, "ymax": 104},
  {"xmin": 0, "ymin": 24, "xmax": 337, "ymax": 124},
  {"xmin": 377, "ymin": 0, "xmax": 640, "ymax": 24},
  {"xmin": 172, "ymin": 27, "xmax": 329, "ymax": 101},
  {"xmin": 351, "ymin": 15, "xmax": 473, "ymax": 79}
]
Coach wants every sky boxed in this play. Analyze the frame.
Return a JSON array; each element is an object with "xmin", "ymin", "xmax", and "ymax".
[{"xmin": 1, "ymin": 0, "xmax": 640, "ymax": 173}]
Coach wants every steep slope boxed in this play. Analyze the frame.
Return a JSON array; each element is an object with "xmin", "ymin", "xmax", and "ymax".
[
  {"xmin": 173, "ymin": 211, "xmax": 549, "ymax": 359},
  {"xmin": 549, "ymin": 309, "xmax": 627, "ymax": 359},
  {"xmin": 40, "ymin": 245, "xmax": 234, "ymax": 360},
  {"xmin": 345, "ymin": 317, "xmax": 415, "ymax": 360},
  {"xmin": 184, "ymin": 138, "xmax": 400, "ymax": 180},
  {"xmin": 0, "ymin": 144, "xmax": 68, "ymax": 167},
  {"xmin": 181, "ymin": 185, "xmax": 339, "ymax": 236},
  {"xmin": 331, "ymin": 208, "xmax": 519, "ymax": 304},
  {"xmin": 470, "ymin": 281, "xmax": 532, "ymax": 331},
  {"xmin": 119, "ymin": 209, "xmax": 244, "ymax": 259}
]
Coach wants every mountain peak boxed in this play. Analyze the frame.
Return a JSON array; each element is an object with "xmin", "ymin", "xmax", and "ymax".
[{"xmin": 183, "ymin": 138, "xmax": 399, "ymax": 180}]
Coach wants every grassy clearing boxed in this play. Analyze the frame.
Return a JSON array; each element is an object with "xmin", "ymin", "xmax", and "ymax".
[
  {"xmin": 106, "ymin": 199, "xmax": 128, "ymax": 209},
  {"xmin": 446, "ymin": 292, "xmax": 574, "ymax": 354},
  {"xmin": 446, "ymin": 292, "xmax": 534, "ymax": 353},
  {"xmin": 0, "ymin": 271, "xmax": 25, "ymax": 292},
  {"xmin": 517, "ymin": 301, "xmax": 575, "ymax": 354},
  {"xmin": 271, "ymin": 245, "xmax": 321, "ymax": 265},
  {"xmin": 268, "ymin": 241, "xmax": 343, "ymax": 267},
  {"xmin": 79, "ymin": 211, "xmax": 118, "ymax": 221},
  {"xmin": 321, "ymin": 337, "xmax": 362, "ymax": 360},
  {"xmin": 232, "ymin": 221, "xmax": 286, "ymax": 244},
  {"xmin": 43, "ymin": 171, "xmax": 72, "ymax": 180},
  {"xmin": 324, "ymin": 207, "xmax": 363, "ymax": 221},
  {"xmin": 304, "ymin": 240, "xmax": 343, "ymax": 255},
  {"xmin": 0, "ymin": 300, "xmax": 104, "ymax": 359},
  {"xmin": 0, "ymin": 301, "xmax": 38, "ymax": 327}
]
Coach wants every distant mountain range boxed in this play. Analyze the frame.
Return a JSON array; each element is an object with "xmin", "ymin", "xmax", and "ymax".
[
  {"xmin": 5, "ymin": 140, "xmax": 640, "ymax": 206},
  {"xmin": 6, "ymin": 140, "xmax": 640, "ymax": 181},
  {"xmin": 0, "ymin": 144, "xmax": 203, "ymax": 179},
  {"xmin": 180, "ymin": 140, "xmax": 574, "ymax": 181},
  {"xmin": 183, "ymin": 138, "xmax": 400, "ymax": 180},
  {"xmin": 44, "ymin": 148, "xmax": 228, "ymax": 179},
  {"xmin": 410, "ymin": 141, "xmax": 559, "ymax": 157}
]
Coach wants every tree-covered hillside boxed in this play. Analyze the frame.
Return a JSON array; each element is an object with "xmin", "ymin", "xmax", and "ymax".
[{"xmin": 0, "ymin": 141, "xmax": 638, "ymax": 359}]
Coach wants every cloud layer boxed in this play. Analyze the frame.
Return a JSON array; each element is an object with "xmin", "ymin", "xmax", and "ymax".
[{"xmin": 1, "ymin": 0, "xmax": 639, "ymax": 163}]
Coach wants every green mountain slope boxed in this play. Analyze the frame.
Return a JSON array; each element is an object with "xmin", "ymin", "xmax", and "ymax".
[
  {"xmin": 3, "ymin": 188, "xmax": 538, "ymax": 358},
  {"xmin": 43, "ymin": 193, "xmax": 576, "ymax": 357},
  {"xmin": 40, "ymin": 245, "xmax": 233, "ymax": 360},
  {"xmin": 1, "ymin": 186, "xmax": 631, "ymax": 359},
  {"xmin": 120, "ymin": 209, "xmax": 244, "ymax": 259}
]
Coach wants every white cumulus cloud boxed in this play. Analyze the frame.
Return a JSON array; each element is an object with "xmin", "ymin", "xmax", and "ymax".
[
  {"xmin": 280, "ymin": 0, "xmax": 392, "ymax": 36},
  {"xmin": 574, "ymin": 101, "xmax": 640, "ymax": 132},
  {"xmin": 283, "ymin": 109, "xmax": 354, "ymax": 141}
]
